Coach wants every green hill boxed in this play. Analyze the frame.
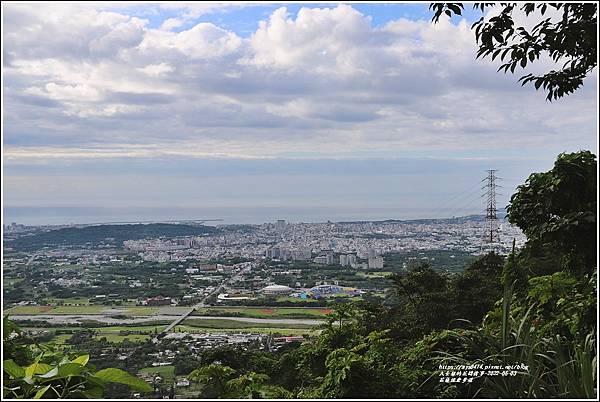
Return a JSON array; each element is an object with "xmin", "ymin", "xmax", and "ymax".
[{"xmin": 7, "ymin": 223, "xmax": 219, "ymax": 250}]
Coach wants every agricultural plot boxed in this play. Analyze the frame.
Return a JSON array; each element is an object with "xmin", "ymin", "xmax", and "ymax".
[
  {"xmin": 182, "ymin": 318, "xmax": 316, "ymax": 329},
  {"xmin": 139, "ymin": 365, "xmax": 176, "ymax": 380},
  {"xmin": 356, "ymin": 271, "xmax": 394, "ymax": 278},
  {"xmin": 194, "ymin": 307, "xmax": 333, "ymax": 318},
  {"xmin": 4, "ymin": 305, "xmax": 160, "ymax": 316},
  {"xmin": 174, "ymin": 325, "xmax": 319, "ymax": 336}
]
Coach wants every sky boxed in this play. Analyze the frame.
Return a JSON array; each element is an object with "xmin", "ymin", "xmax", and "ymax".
[{"xmin": 2, "ymin": 2, "xmax": 598, "ymax": 225}]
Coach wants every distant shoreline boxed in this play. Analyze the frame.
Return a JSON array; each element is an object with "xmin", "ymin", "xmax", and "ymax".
[{"xmin": 4, "ymin": 206, "xmax": 508, "ymax": 228}]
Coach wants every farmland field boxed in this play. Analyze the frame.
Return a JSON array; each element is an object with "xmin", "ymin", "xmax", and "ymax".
[
  {"xmin": 193, "ymin": 306, "xmax": 333, "ymax": 318},
  {"xmin": 356, "ymin": 271, "xmax": 394, "ymax": 278},
  {"xmin": 5, "ymin": 304, "xmax": 333, "ymax": 318},
  {"xmin": 174, "ymin": 325, "xmax": 319, "ymax": 336},
  {"xmin": 182, "ymin": 317, "xmax": 316, "ymax": 329},
  {"xmin": 139, "ymin": 365, "xmax": 175, "ymax": 380},
  {"xmin": 4, "ymin": 305, "xmax": 160, "ymax": 316}
]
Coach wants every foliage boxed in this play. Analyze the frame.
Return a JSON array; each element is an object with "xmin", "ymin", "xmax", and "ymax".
[
  {"xmin": 507, "ymin": 151, "xmax": 597, "ymax": 275},
  {"xmin": 188, "ymin": 364, "xmax": 236, "ymax": 399},
  {"xmin": 187, "ymin": 364, "xmax": 289, "ymax": 399},
  {"xmin": 433, "ymin": 283, "xmax": 597, "ymax": 399},
  {"xmin": 227, "ymin": 372, "xmax": 290, "ymax": 399},
  {"xmin": 501, "ymin": 238, "xmax": 528, "ymax": 294},
  {"xmin": 389, "ymin": 263, "xmax": 453, "ymax": 338},
  {"xmin": 2, "ymin": 318, "xmax": 151, "ymax": 399},
  {"xmin": 526, "ymin": 270, "xmax": 596, "ymax": 341},
  {"xmin": 451, "ymin": 252, "xmax": 504, "ymax": 323},
  {"xmin": 430, "ymin": 3, "xmax": 597, "ymax": 100}
]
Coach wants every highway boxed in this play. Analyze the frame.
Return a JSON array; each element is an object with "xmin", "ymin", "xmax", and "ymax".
[{"xmin": 162, "ymin": 266, "xmax": 250, "ymax": 333}]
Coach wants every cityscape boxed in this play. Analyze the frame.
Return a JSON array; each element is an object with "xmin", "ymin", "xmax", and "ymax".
[{"xmin": 2, "ymin": 1, "xmax": 596, "ymax": 400}]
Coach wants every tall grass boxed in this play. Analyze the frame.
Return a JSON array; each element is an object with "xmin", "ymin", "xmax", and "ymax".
[{"xmin": 432, "ymin": 284, "xmax": 597, "ymax": 398}]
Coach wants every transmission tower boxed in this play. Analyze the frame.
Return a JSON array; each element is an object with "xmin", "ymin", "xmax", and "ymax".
[{"xmin": 482, "ymin": 170, "xmax": 501, "ymax": 246}]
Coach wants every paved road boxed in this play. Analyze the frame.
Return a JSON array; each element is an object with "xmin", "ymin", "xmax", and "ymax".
[
  {"xmin": 162, "ymin": 266, "xmax": 250, "ymax": 333},
  {"xmin": 26, "ymin": 253, "xmax": 39, "ymax": 266}
]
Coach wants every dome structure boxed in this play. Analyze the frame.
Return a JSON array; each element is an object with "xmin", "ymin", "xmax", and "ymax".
[{"xmin": 260, "ymin": 284, "xmax": 294, "ymax": 295}]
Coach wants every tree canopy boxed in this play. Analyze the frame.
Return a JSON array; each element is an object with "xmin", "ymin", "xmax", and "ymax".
[
  {"xmin": 507, "ymin": 150, "xmax": 597, "ymax": 275},
  {"xmin": 430, "ymin": 3, "xmax": 597, "ymax": 100}
]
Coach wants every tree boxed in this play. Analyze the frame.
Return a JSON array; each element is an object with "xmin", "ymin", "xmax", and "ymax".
[
  {"xmin": 506, "ymin": 151, "xmax": 597, "ymax": 275},
  {"xmin": 389, "ymin": 263, "xmax": 453, "ymax": 338},
  {"xmin": 451, "ymin": 252, "xmax": 504, "ymax": 324},
  {"xmin": 187, "ymin": 363, "xmax": 236, "ymax": 398},
  {"xmin": 430, "ymin": 3, "xmax": 597, "ymax": 100},
  {"xmin": 226, "ymin": 372, "xmax": 290, "ymax": 399}
]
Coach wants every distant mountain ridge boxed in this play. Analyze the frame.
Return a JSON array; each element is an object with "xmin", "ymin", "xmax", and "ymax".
[
  {"xmin": 338, "ymin": 211, "xmax": 508, "ymax": 225},
  {"xmin": 6, "ymin": 223, "xmax": 219, "ymax": 251}
]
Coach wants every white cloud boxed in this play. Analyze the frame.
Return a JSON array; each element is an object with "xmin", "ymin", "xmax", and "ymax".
[
  {"xmin": 2, "ymin": 2, "xmax": 597, "ymax": 164},
  {"xmin": 137, "ymin": 62, "xmax": 175, "ymax": 76},
  {"xmin": 159, "ymin": 17, "xmax": 185, "ymax": 31},
  {"xmin": 138, "ymin": 23, "xmax": 242, "ymax": 59},
  {"xmin": 242, "ymin": 5, "xmax": 373, "ymax": 74}
]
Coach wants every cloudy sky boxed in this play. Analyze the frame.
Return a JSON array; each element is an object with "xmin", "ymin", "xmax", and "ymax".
[{"xmin": 2, "ymin": 2, "xmax": 597, "ymax": 224}]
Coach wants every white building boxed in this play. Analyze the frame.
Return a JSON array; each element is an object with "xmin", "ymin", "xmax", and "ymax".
[{"xmin": 260, "ymin": 284, "xmax": 294, "ymax": 295}]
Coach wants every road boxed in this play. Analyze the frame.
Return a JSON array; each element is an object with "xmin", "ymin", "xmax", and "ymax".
[
  {"xmin": 162, "ymin": 265, "xmax": 250, "ymax": 333},
  {"xmin": 26, "ymin": 253, "xmax": 39, "ymax": 266}
]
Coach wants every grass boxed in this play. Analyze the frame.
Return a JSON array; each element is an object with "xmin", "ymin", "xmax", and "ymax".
[
  {"xmin": 5, "ymin": 304, "xmax": 332, "ymax": 318},
  {"xmin": 356, "ymin": 271, "xmax": 394, "ymax": 278},
  {"xmin": 46, "ymin": 332, "xmax": 149, "ymax": 345},
  {"xmin": 4, "ymin": 305, "xmax": 160, "ymax": 316},
  {"xmin": 96, "ymin": 334, "xmax": 149, "ymax": 343},
  {"xmin": 139, "ymin": 365, "xmax": 175, "ymax": 380},
  {"xmin": 194, "ymin": 306, "xmax": 333, "ymax": 318},
  {"xmin": 24, "ymin": 325, "xmax": 168, "ymax": 334},
  {"xmin": 48, "ymin": 334, "xmax": 72, "ymax": 345},
  {"xmin": 44, "ymin": 297, "xmax": 91, "ymax": 306},
  {"xmin": 3, "ymin": 278, "xmax": 23, "ymax": 288},
  {"xmin": 54, "ymin": 264, "xmax": 86, "ymax": 271},
  {"xmin": 275, "ymin": 296, "xmax": 320, "ymax": 303},
  {"xmin": 182, "ymin": 318, "xmax": 316, "ymax": 329},
  {"xmin": 95, "ymin": 325, "xmax": 167, "ymax": 332},
  {"xmin": 4, "ymin": 306, "xmax": 54, "ymax": 315},
  {"xmin": 50, "ymin": 306, "xmax": 105, "ymax": 314},
  {"xmin": 173, "ymin": 325, "xmax": 319, "ymax": 336}
]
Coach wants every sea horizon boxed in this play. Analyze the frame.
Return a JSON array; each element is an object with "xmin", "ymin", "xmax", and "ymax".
[{"xmin": 3, "ymin": 205, "xmax": 500, "ymax": 227}]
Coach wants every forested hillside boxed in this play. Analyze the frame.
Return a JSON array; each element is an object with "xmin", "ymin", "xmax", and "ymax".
[{"xmin": 6, "ymin": 224, "xmax": 219, "ymax": 251}]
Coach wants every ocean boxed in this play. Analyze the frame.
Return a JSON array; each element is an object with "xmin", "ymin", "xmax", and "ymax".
[{"xmin": 2, "ymin": 205, "xmax": 484, "ymax": 226}]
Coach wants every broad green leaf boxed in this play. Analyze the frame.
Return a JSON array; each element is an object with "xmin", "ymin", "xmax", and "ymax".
[
  {"xmin": 94, "ymin": 368, "xmax": 152, "ymax": 392},
  {"xmin": 82, "ymin": 386, "xmax": 104, "ymax": 399},
  {"xmin": 33, "ymin": 385, "xmax": 51, "ymax": 399},
  {"xmin": 72, "ymin": 355, "xmax": 90, "ymax": 366},
  {"xmin": 57, "ymin": 363, "xmax": 84, "ymax": 377},
  {"xmin": 25, "ymin": 362, "xmax": 53, "ymax": 377},
  {"xmin": 3, "ymin": 359, "xmax": 25, "ymax": 378},
  {"xmin": 38, "ymin": 367, "xmax": 59, "ymax": 379}
]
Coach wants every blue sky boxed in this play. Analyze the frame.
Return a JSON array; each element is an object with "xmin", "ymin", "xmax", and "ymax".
[
  {"xmin": 2, "ymin": 2, "xmax": 597, "ymax": 224},
  {"xmin": 114, "ymin": 3, "xmax": 487, "ymax": 33}
]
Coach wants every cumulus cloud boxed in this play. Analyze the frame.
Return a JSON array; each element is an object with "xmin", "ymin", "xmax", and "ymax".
[{"xmin": 2, "ymin": 2, "xmax": 597, "ymax": 164}]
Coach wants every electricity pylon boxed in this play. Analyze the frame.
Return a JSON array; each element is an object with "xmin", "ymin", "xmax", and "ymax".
[{"xmin": 482, "ymin": 170, "xmax": 501, "ymax": 248}]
